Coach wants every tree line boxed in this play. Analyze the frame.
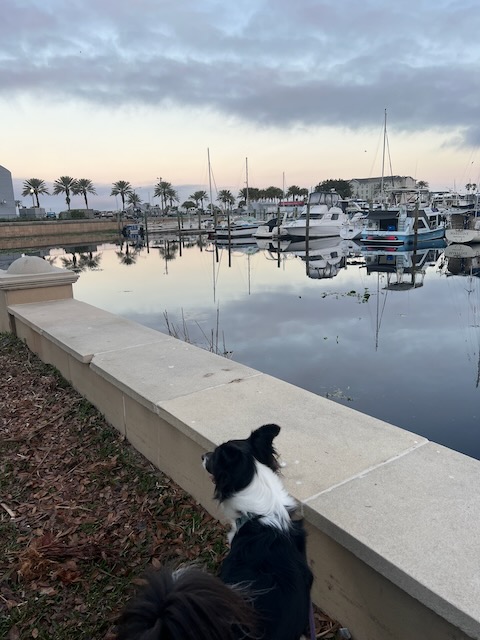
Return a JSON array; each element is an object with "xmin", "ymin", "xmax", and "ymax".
[{"xmin": 21, "ymin": 176, "xmax": 434, "ymax": 212}]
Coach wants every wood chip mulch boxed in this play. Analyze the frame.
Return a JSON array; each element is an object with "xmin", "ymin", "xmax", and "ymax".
[{"xmin": 0, "ymin": 333, "xmax": 342, "ymax": 639}]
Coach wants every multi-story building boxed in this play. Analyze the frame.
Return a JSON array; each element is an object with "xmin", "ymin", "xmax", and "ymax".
[
  {"xmin": 0, "ymin": 165, "xmax": 17, "ymax": 218},
  {"xmin": 349, "ymin": 175, "xmax": 416, "ymax": 201}
]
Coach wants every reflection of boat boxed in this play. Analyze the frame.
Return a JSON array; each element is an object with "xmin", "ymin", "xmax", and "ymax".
[
  {"xmin": 444, "ymin": 243, "xmax": 480, "ymax": 388},
  {"xmin": 275, "ymin": 191, "xmax": 348, "ymax": 240},
  {"xmin": 363, "ymin": 241, "xmax": 445, "ymax": 290},
  {"xmin": 216, "ymin": 235, "xmax": 259, "ymax": 247},
  {"xmin": 215, "ymin": 218, "xmax": 260, "ymax": 240},
  {"xmin": 445, "ymin": 197, "xmax": 480, "ymax": 244},
  {"xmin": 122, "ymin": 223, "xmax": 145, "ymax": 241},
  {"xmin": 360, "ymin": 189, "xmax": 446, "ymax": 247},
  {"xmin": 444, "ymin": 244, "xmax": 480, "ymax": 276},
  {"xmin": 271, "ymin": 237, "xmax": 348, "ymax": 280},
  {"xmin": 365, "ymin": 241, "xmax": 445, "ymax": 349}
]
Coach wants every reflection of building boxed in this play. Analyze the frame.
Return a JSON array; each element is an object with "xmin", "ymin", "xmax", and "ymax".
[
  {"xmin": 349, "ymin": 176, "xmax": 416, "ymax": 201},
  {"xmin": 0, "ymin": 165, "xmax": 17, "ymax": 218}
]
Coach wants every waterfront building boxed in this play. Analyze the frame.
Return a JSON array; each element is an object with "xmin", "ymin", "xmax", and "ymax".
[
  {"xmin": 0, "ymin": 165, "xmax": 17, "ymax": 218},
  {"xmin": 349, "ymin": 175, "xmax": 416, "ymax": 201}
]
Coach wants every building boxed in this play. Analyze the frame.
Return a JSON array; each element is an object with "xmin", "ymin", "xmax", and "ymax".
[
  {"xmin": 0, "ymin": 165, "xmax": 17, "ymax": 218},
  {"xmin": 19, "ymin": 207, "xmax": 46, "ymax": 219},
  {"xmin": 349, "ymin": 176, "xmax": 416, "ymax": 201}
]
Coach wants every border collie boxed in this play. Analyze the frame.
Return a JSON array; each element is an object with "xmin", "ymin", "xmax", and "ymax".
[
  {"xmin": 117, "ymin": 424, "xmax": 313, "ymax": 640},
  {"xmin": 203, "ymin": 423, "xmax": 313, "ymax": 640}
]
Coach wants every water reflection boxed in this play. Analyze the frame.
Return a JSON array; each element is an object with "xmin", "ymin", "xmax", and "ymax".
[
  {"xmin": 444, "ymin": 244, "xmax": 480, "ymax": 389},
  {"xmin": 2, "ymin": 233, "xmax": 479, "ymax": 460},
  {"xmin": 116, "ymin": 242, "xmax": 141, "ymax": 266}
]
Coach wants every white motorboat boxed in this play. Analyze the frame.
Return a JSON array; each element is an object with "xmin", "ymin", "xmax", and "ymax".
[
  {"xmin": 275, "ymin": 191, "xmax": 348, "ymax": 240},
  {"xmin": 340, "ymin": 210, "xmax": 368, "ymax": 240},
  {"xmin": 445, "ymin": 197, "xmax": 480, "ymax": 244}
]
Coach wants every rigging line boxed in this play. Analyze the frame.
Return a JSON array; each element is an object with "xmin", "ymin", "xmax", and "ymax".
[{"xmin": 385, "ymin": 129, "xmax": 394, "ymax": 187}]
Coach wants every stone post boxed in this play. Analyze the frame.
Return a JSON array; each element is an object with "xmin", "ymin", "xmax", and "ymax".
[{"xmin": 0, "ymin": 256, "xmax": 79, "ymax": 333}]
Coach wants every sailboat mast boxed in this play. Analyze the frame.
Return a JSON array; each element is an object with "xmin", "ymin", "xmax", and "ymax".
[
  {"xmin": 381, "ymin": 109, "xmax": 387, "ymax": 204},
  {"xmin": 245, "ymin": 157, "xmax": 249, "ymax": 214}
]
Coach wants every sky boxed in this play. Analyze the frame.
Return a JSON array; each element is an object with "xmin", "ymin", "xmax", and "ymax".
[{"xmin": 2, "ymin": 0, "xmax": 480, "ymax": 212}]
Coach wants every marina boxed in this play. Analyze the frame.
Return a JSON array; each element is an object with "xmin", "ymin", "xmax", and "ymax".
[{"xmin": 3, "ymin": 231, "xmax": 478, "ymax": 461}]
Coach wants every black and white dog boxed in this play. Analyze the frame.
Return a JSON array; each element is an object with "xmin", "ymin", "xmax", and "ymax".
[
  {"xmin": 118, "ymin": 424, "xmax": 313, "ymax": 640},
  {"xmin": 202, "ymin": 423, "xmax": 313, "ymax": 640}
]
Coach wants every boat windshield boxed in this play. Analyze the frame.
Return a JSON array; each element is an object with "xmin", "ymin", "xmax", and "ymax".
[{"xmin": 309, "ymin": 191, "xmax": 340, "ymax": 207}]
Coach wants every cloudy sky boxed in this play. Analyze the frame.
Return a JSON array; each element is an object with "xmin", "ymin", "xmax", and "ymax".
[{"xmin": 2, "ymin": 0, "xmax": 480, "ymax": 211}]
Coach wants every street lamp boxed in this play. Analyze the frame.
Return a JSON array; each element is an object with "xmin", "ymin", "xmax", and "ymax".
[{"xmin": 30, "ymin": 188, "xmax": 35, "ymax": 207}]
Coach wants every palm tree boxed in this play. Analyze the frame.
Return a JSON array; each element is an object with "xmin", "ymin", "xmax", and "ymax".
[
  {"xmin": 286, "ymin": 185, "xmax": 303, "ymax": 201},
  {"xmin": 217, "ymin": 189, "xmax": 235, "ymax": 210},
  {"xmin": 154, "ymin": 179, "xmax": 175, "ymax": 214},
  {"xmin": 189, "ymin": 190, "xmax": 209, "ymax": 210},
  {"xmin": 127, "ymin": 192, "xmax": 142, "ymax": 210},
  {"xmin": 166, "ymin": 187, "xmax": 179, "ymax": 209},
  {"xmin": 111, "ymin": 180, "xmax": 133, "ymax": 211},
  {"xmin": 53, "ymin": 176, "xmax": 76, "ymax": 210},
  {"xmin": 264, "ymin": 186, "xmax": 284, "ymax": 202},
  {"xmin": 73, "ymin": 178, "xmax": 97, "ymax": 209},
  {"xmin": 21, "ymin": 178, "xmax": 49, "ymax": 207}
]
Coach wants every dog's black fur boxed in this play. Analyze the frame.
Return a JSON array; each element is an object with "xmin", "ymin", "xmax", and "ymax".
[
  {"xmin": 117, "ymin": 566, "xmax": 257, "ymax": 640},
  {"xmin": 203, "ymin": 423, "xmax": 313, "ymax": 640},
  {"xmin": 117, "ymin": 424, "xmax": 313, "ymax": 640}
]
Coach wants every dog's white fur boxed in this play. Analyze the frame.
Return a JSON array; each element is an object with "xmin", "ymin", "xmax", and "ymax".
[{"xmin": 221, "ymin": 460, "xmax": 298, "ymax": 541}]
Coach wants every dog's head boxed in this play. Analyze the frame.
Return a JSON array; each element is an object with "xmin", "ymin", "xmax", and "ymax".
[{"xmin": 202, "ymin": 423, "xmax": 281, "ymax": 503}]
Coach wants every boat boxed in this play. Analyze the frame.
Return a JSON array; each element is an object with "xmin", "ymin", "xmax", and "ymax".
[
  {"xmin": 253, "ymin": 210, "xmax": 297, "ymax": 240},
  {"xmin": 340, "ymin": 210, "xmax": 368, "ymax": 240},
  {"xmin": 445, "ymin": 195, "xmax": 480, "ymax": 244},
  {"xmin": 360, "ymin": 188, "xmax": 446, "ymax": 247},
  {"xmin": 274, "ymin": 190, "xmax": 348, "ymax": 240}
]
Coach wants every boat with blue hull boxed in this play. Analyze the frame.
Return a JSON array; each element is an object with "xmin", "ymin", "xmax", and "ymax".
[{"xmin": 360, "ymin": 189, "xmax": 446, "ymax": 248}]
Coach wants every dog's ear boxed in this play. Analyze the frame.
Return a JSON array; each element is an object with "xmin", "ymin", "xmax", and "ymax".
[{"xmin": 248, "ymin": 423, "xmax": 281, "ymax": 471}]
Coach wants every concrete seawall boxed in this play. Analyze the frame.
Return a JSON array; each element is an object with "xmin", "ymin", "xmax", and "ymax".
[
  {"xmin": 0, "ymin": 219, "xmax": 120, "ymax": 250},
  {"xmin": 1, "ymin": 256, "xmax": 479, "ymax": 640}
]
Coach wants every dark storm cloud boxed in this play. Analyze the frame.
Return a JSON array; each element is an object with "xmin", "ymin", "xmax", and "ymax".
[{"xmin": 1, "ymin": 0, "xmax": 480, "ymax": 144}]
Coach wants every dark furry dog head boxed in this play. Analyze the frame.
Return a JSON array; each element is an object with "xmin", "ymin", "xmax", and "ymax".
[
  {"xmin": 117, "ymin": 566, "xmax": 258, "ymax": 640},
  {"xmin": 202, "ymin": 423, "xmax": 281, "ymax": 502}
]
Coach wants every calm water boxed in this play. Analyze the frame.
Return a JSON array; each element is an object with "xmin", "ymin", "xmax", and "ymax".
[{"xmin": 19, "ymin": 234, "xmax": 480, "ymax": 460}]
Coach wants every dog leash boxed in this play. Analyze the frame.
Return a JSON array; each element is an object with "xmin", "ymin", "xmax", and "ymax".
[{"xmin": 309, "ymin": 600, "xmax": 316, "ymax": 640}]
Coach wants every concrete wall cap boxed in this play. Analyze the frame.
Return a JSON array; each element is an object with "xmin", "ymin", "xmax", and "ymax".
[
  {"xmin": 0, "ymin": 257, "xmax": 79, "ymax": 289},
  {"xmin": 7, "ymin": 256, "xmax": 64, "ymax": 275}
]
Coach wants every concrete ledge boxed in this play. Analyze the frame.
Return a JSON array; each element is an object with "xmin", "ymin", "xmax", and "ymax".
[{"xmin": 6, "ymin": 296, "xmax": 480, "ymax": 640}]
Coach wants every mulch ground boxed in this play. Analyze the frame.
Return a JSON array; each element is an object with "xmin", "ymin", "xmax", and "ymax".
[{"xmin": 0, "ymin": 333, "xmax": 342, "ymax": 639}]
